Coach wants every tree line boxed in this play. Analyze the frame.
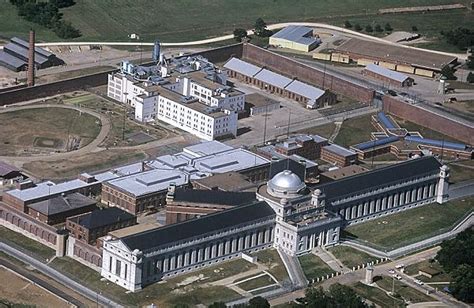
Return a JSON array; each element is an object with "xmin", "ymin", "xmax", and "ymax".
[{"xmin": 9, "ymin": 0, "xmax": 81, "ymax": 39}]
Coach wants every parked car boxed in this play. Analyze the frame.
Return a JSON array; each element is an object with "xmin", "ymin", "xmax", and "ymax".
[
  {"xmin": 393, "ymin": 274, "xmax": 402, "ymax": 280},
  {"xmin": 388, "ymin": 269, "xmax": 395, "ymax": 274},
  {"xmin": 414, "ymin": 279, "xmax": 424, "ymax": 285},
  {"xmin": 395, "ymin": 264, "xmax": 404, "ymax": 269}
]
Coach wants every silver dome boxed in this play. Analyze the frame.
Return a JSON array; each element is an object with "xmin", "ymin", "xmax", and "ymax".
[{"xmin": 267, "ymin": 170, "xmax": 306, "ymax": 198}]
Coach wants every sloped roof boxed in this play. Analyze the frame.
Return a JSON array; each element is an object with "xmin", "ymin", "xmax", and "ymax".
[
  {"xmin": 285, "ymin": 80, "xmax": 325, "ymax": 100},
  {"xmin": 174, "ymin": 188, "xmax": 256, "ymax": 206},
  {"xmin": 69, "ymin": 207, "xmax": 135, "ymax": 229},
  {"xmin": 365, "ymin": 64, "xmax": 411, "ymax": 83},
  {"xmin": 28, "ymin": 193, "xmax": 96, "ymax": 216},
  {"xmin": 223, "ymin": 57, "xmax": 262, "ymax": 77},
  {"xmin": 254, "ymin": 69, "xmax": 292, "ymax": 88}
]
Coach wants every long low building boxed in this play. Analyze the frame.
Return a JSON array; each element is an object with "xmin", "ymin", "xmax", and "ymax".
[
  {"xmin": 224, "ymin": 57, "xmax": 337, "ymax": 109},
  {"xmin": 269, "ymin": 26, "xmax": 321, "ymax": 52},
  {"xmin": 363, "ymin": 64, "xmax": 414, "ymax": 87},
  {"xmin": 100, "ymin": 155, "xmax": 449, "ymax": 291}
]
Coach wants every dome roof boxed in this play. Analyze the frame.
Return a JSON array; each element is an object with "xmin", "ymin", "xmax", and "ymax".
[{"xmin": 267, "ymin": 170, "xmax": 306, "ymax": 198}]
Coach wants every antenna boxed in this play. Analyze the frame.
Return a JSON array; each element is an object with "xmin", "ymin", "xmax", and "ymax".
[{"xmin": 286, "ymin": 109, "xmax": 291, "ymax": 138}]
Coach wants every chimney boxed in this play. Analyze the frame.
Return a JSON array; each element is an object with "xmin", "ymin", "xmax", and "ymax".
[{"xmin": 27, "ymin": 30, "xmax": 35, "ymax": 87}]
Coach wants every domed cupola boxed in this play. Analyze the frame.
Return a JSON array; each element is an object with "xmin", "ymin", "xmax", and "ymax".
[{"xmin": 267, "ymin": 170, "xmax": 306, "ymax": 199}]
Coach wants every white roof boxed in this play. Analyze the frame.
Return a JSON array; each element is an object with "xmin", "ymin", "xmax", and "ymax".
[
  {"xmin": 223, "ymin": 57, "xmax": 262, "ymax": 77},
  {"xmin": 183, "ymin": 141, "xmax": 234, "ymax": 157},
  {"xmin": 193, "ymin": 148, "xmax": 269, "ymax": 174},
  {"xmin": 365, "ymin": 64, "xmax": 410, "ymax": 83},
  {"xmin": 254, "ymin": 69, "xmax": 293, "ymax": 88},
  {"xmin": 323, "ymin": 144, "xmax": 356, "ymax": 157},
  {"xmin": 285, "ymin": 80, "xmax": 325, "ymax": 101}
]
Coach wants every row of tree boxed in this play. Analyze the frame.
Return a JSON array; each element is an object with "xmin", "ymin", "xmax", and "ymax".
[
  {"xmin": 344, "ymin": 21, "xmax": 393, "ymax": 33},
  {"xmin": 436, "ymin": 229, "xmax": 474, "ymax": 303},
  {"xmin": 9, "ymin": 0, "xmax": 81, "ymax": 39},
  {"xmin": 441, "ymin": 27, "xmax": 474, "ymax": 50},
  {"xmin": 233, "ymin": 18, "xmax": 273, "ymax": 42}
]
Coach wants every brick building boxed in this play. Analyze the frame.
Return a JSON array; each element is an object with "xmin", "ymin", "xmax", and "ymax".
[{"xmin": 321, "ymin": 144, "xmax": 358, "ymax": 167}]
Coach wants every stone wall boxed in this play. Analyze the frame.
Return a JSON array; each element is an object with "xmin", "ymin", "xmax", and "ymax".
[
  {"xmin": 242, "ymin": 44, "xmax": 375, "ymax": 104},
  {"xmin": 382, "ymin": 95, "xmax": 474, "ymax": 144}
]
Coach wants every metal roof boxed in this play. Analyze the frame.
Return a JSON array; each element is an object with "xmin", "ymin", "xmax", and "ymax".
[
  {"xmin": 365, "ymin": 63, "xmax": 411, "ymax": 83},
  {"xmin": 285, "ymin": 80, "xmax": 325, "ymax": 100},
  {"xmin": 28, "ymin": 192, "xmax": 96, "ymax": 216},
  {"xmin": 223, "ymin": 57, "xmax": 262, "ymax": 78},
  {"xmin": 4, "ymin": 43, "xmax": 49, "ymax": 64},
  {"xmin": 323, "ymin": 144, "xmax": 356, "ymax": 157},
  {"xmin": 271, "ymin": 26, "xmax": 318, "ymax": 46},
  {"xmin": 404, "ymin": 136, "xmax": 468, "ymax": 151},
  {"xmin": 254, "ymin": 69, "xmax": 292, "ymax": 88},
  {"xmin": 183, "ymin": 141, "xmax": 234, "ymax": 157},
  {"xmin": 0, "ymin": 50, "xmax": 27, "ymax": 69},
  {"xmin": 317, "ymin": 156, "xmax": 441, "ymax": 201},
  {"xmin": 352, "ymin": 136, "xmax": 400, "ymax": 151},
  {"xmin": 377, "ymin": 112, "xmax": 397, "ymax": 130},
  {"xmin": 174, "ymin": 188, "xmax": 256, "ymax": 206},
  {"xmin": 69, "ymin": 207, "xmax": 135, "ymax": 229},
  {"xmin": 10, "ymin": 37, "xmax": 53, "ymax": 58},
  {"xmin": 0, "ymin": 161, "xmax": 20, "ymax": 177}
]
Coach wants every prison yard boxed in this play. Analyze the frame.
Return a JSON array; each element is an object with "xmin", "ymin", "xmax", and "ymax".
[
  {"xmin": 0, "ymin": 106, "xmax": 100, "ymax": 156},
  {"xmin": 298, "ymin": 254, "xmax": 334, "ymax": 281},
  {"xmin": 328, "ymin": 245, "xmax": 378, "ymax": 269},
  {"xmin": 344, "ymin": 197, "xmax": 474, "ymax": 250}
]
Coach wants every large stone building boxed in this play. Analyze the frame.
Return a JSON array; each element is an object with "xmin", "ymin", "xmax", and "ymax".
[{"xmin": 101, "ymin": 156, "xmax": 449, "ymax": 292}]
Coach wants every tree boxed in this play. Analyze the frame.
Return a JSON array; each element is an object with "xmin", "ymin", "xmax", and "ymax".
[
  {"xmin": 208, "ymin": 302, "xmax": 227, "ymax": 308},
  {"xmin": 450, "ymin": 264, "xmax": 474, "ymax": 303},
  {"xmin": 384, "ymin": 23, "xmax": 393, "ymax": 32},
  {"xmin": 233, "ymin": 28, "xmax": 248, "ymax": 42},
  {"xmin": 300, "ymin": 284, "xmax": 372, "ymax": 307},
  {"xmin": 375, "ymin": 24, "xmax": 383, "ymax": 32},
  {"xmin": 248, "ymin": 296, "xmax": 270, "ymax": 308},
  {"xmin": 54, "ymin": 21, "xmax": 81, "ymax": 39},
  {"xmin": 344, "ymin": 20, "xmax": 352, "ymax": 28},
  {"xmin": 412, "ymin": 25, "xmax": 418, "ymax": 31},
  {"xmin": 440, "ymin": 65, "xmax": 457, "ymax": 80},
  {"xmin": 50, "ymin": 0, "xmax": 75, "ymax": 8},
  {"xmin": 354, "ymin": 24, "xmax": 362, "ymax": 31},
  {"xmin": 466, "ymin": 53, "xmax": 474, "ymax": 69},
  {"xmin": 254, "ymin": 18, "xmax": 271, "ymax": 37},
  {"xmin": 365, "ymin": 25, "xmax": 373, "ymax": 32},
  {"xmin": 437, "ymin": 229, "xmax": 474, "ymax": 271},
  {"xmin": 467, "ymin": 72, "xmax": 474, "ymax": 83}
]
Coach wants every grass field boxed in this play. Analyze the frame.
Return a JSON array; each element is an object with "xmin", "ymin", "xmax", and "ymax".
[
  {"xmin": 344, "ymin": 198, "xmax": 474, "ymax": 250},
  {"xmin": 328, "ymin": 245, "xmax": 378, "ymax": 269},
  {"xmin": 1, "ymin": 0, "xmax": 472, "ymax": 49},
  {"xmin": 0, "ymin": 227, "xmax": 55, "ymax": 261},
  {"xmin": 394, "ymin": 117, "xmax": 462, "ymax": 143},
  {"xmin": 51, "ymin": 256, "xmax": 250, "ymax": 306},
  {"xmin": 0, "ymin": 107, "xmax": 100, "ymax": 156},
  {"xmin": 351, "ymin": 282, "xmax": 405, "ymax": 308},
  {"xmin": 334, "ymin": 114, "xmax": 376, "ymax": 147},
  {"xmin": 376, "ymin": 275, "xmax": 435, "ymax": 303},
  {"xmin": 298, "ymin": 254, "xmax": 334, "ymax": 281},
  {"xmin": 447, "ymin": 163, "xmax": 474, "ymax": 184},
  {"xmin": 253, "ymin": 249, "xmax": 289, "ymax": 282},
  {"xmin": 235, "ymin": 274, "xmax": 276, "ymax": 292},
  {"xmin": 296, "ymin": 122, "xmax": 336, "ymax": 139}
]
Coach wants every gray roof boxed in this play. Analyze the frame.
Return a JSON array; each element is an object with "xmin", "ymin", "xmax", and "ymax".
[
  {"xmin": 0, "ymin": 50, "xmax": 27, "ymax": 69},
  {"xmin": 285, "ymin": 80, "xmax": 325, "ymax": 100},
  {"xmin": 28, "ymin": 192, "xmax": 96, "ymax": 216},
  {"xmin": 183, "ymin": 141, "xmax": 234, "ymax": 157},
  {"xmin": 0, "ymin": 161, "xmax": 19, "ymax": 177},
  {"xmin": 365, "ymin": 64, "xmax": 411, "ymax": 83},
  {"xmin": 68, "ymin": 207, "xmax": 135, "ymax": 229},
  {"xmin": 323, "ymin": 144, "xmax": 356, "ymax": 157},
  {"xmin": 254, "ymin": 69, "xmax": 292, "ymax": 88},
  {"xmin": 223, "ymin": 57, "xmax": 262, "ymax": 77},
  {"xmin": 271, "ymin": 26, "xmax": 317, "ymax": 46},
  {"xmin": 4, "ymin": 43, "xmax": 49, "ymax": 64},
  {"xmin": 174, "ymin": 188, "xmax": 256, "ymax": 206},
  {"xmin": 10, "ymin": 37, "xmax": 53, "ymax": 58}
]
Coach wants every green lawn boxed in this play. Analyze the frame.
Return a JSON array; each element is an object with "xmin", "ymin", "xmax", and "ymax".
[
  {"xmin": 394, "ymin": 118, "xmax": 462, "ymax": 143},
  {"xmin": 298, "ymin": 254, "xmax": 334, "ymax": 281},
  {"xmin": 253, "ymin": 249, "xmax": 289, "ymax": 282},
  {"xmin": 351, "ymin": 282, "xmax": 404, "ymax": 308},
  {"xmin": 296, "ymin": 122, "xmax": 336, "ymax": 139},
  {"xmin": 235, "ymin": 274, "xmax": 276, "ymax": 292},
  {"xmin": 376, "ymin": 275, "xmax": 435, "ymax": 303},
  {"xmin": 328, "ymin": 245, "xmax": 378, "ymax": 269},
  {"xmin": 447, "ymin": 163, "xmax": 474, "ymax": 184},
  {"xmin": 334, "ymin": 114, "xmax": 376, "ymax": 147},
  {"xmin": 1, "ymin": 0, "xmax": 471, "ymax": 45},
  {"xmin": 51, "ymin": 256, "xmax": 250, "ymax": 306},
  {"xmin": 0, "ymin": 227, "xmax": 55, "ymax": 261},
  {"xmin": 344, "ymin": 198, "xmax": 474, "ymax": 250}
]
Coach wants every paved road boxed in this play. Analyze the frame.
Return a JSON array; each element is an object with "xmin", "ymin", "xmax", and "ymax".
[
  {"xmin": 0, "ymin": 242, "xmax": 122, "ymax": 308},
  {"xmin": 449, "ymin": 180, "xmax": 474, "ymax": 200},
  {"xmin": 27, "ymin": 22, "xmax": 466, "ymax": 60}
]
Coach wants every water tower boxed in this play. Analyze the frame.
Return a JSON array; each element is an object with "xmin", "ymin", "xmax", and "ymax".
[
  {"xmin": 152, "ymin": 40, "xmax": 161, "ymax": 63},
  {"xmin": 437, "ymin": 76, "xmax": 447, "ymax": 94}
]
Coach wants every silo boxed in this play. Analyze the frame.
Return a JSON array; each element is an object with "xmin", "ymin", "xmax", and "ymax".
[{"xmin": 152, "ymin": 40, "xmax": 161, "ymax": 63}]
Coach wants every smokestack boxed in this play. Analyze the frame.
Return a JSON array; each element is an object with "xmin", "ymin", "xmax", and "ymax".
[{"xmin": 27, "ymin": 30, "xmax": 35, "ymax": 87}]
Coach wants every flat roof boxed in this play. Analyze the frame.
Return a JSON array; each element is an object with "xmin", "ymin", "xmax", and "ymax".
[
  {"xmin": 254, "ymin": 69, "xmax": 292, "ymax": 89},
  {"xmin": 223, "ymin": 57, "xmax": 262, "ymax": 77},
  {"xmin": 321, "ymin": 165, "xmax": 369, "ymax": 180},
  {"xmin": 183, "ymin": 141, "xmax": 235, "ymax": 157},
  {"xmin": 284, "ymin": 80, "xmax": 325, "ymax": 100},
  {"xmin": 271, "ymin": 26, "xmax": 318, "ymax": 46},
  {"xmin": 174, "ymin": 188, "xmax": 256, "ymax": 206},
  {"xmin": 68, "ymin": 207, "xmax": 135, "ymax": 229},
  {"xmin": 365, "ymin": 64, "xmax": 411, "ymax": 83},
  {"xmin": 246, "ymin": 93, "xmax": 280, "ymax": 108},
  {"xmin": 109, "ymin": 222, "xmax": 161, "ymax": 239},
  {"xmin": 335, "ymin": 38, "xmax": 457, "ymax": 71},
  {"xmin": 192, "ymin": 171, "xmax": 255, "ymax": 192},
  {"xmin": 323, "ymin": 144, "xmax": 356, "ymax": 157},
  {"xmin": 28, "ymin": 193, "xmax": 96, "ymax": 216},
  {"xmin": 193, "ymin": 148, "xmax": 269, "ymax": 174}
]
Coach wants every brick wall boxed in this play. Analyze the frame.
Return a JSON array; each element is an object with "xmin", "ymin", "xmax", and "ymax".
[{"xmin": 383, "ymin": 95, "xmax": 474, "ymax": 144}]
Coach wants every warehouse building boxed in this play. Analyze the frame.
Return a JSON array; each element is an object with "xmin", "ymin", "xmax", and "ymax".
[
  {"xmin": 0, "ymin": 37, "xmax": 63, "ymax": 72},
  {"xmin": 224, "ymin": 58, "xmax": 337, "ymax": 109},
  {"xmin": 100, "ymin": 156, "xmax": 449, "ymax": 291},
  {"xmin": 269, "ymin": 26, "xmax": 321, "ymax": 52},
  {"xmin": 363, "ymin": 64, "xmax": 414, "ymax": 87}
]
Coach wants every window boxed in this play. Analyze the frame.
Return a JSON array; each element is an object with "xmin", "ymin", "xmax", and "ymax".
[{"xmin": 115, "ymin": 260, "xmax": 122, "ymax": 276}]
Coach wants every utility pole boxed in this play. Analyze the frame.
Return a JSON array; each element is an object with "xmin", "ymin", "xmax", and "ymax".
[
  {"xmin": 286, "ymin": 109, "xmax": 291, "ymax": 138},
  {"xmin": 371, "ymin": 139, "xmax": 376, "ymax": 168},
  {"xmin": 262, "ymin": 105, "xmax": 268, "ymax": 145},
  {"xmin": 122, "ymin": 108, "xmax": 126, "ymax": 141}
]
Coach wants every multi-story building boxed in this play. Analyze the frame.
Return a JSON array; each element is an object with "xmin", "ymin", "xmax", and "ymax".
[
  {"xmin": 100, "ymin": 156, "xmax": 449, "ymax": 292},
  {"xmin": 321, "ymin": 144, "xmax": 358, "ymax": 167}
]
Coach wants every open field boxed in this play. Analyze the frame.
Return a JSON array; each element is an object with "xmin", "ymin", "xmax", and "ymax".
[
  {"xmin": 234, "ymin": 274, "xmax": 276, "ymax": 292},
  {"xmin": 51, "ymin": 256, "xmax": 253, "ymax": 306},
  {"xmin": 0, "ymin": 227, "xmax": 55, "ymax": 261},
  {"xmin": 447, "ymin": 163, "xmax": 474, "ymax": 184},
  {"xmin": 0, "ymin": 267, "xmax": 68, "ymax": 308},
  {"xmin": 376, "ymin": 275, "xmax": 435, "ymax": 303},
  {"xmin": 334, "ymin": 114, "xmax": 376, "ymax": 147},
  {"xmin": 394, "ymin": 117, "xmax": 462, "ymax": 143},
  {"xmin": 0, "ymin": 107, "xmax": 100, "ymax": 156},
  {"xmin": 296, "ymin": 122, "xmax": 336, "ymax": 139},
  {"xmin": 0, "ymin": 0, "xmax": 471, "ymax": 47},
  {"xmin": 404, "ymin": 260, "xmax": 452, "ymax": 283},
  {"xmin": 344, "ymin": 198, "xmax": 474, "ymax": 250},
  {"xmin": 351, "ymin": 281, "xmax": 405, "ymax": 307},
  {"xmin": 253, "ymin": 249, "xmax": 290, "ymax": 282},
  {"xmin": 328, "ymin": 245, "xmax": 378, "ymax": 269},
  {"xmin": 298, "ymin": 254, "xmax": 334, "ymax": 281}
]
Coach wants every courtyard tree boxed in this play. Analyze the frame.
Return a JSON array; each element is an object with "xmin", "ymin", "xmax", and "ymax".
[
  {"xmin": 384, "ymin": 23, "xmax": 393, "ymax": 32},
  {"xmin": 233, "ymin": 28, "xmax": 248, "ymax": 42},
  {"xmin": 412, "ymin": 25, "xmax": 418, "ymax": 31},
  {"xmin": 467, "ymin": 72, "xmax": 474, "ymax": 83},
  {"xmin": 254, "ymin": 18, "xmax": 272, "ymax": 37},
  {"xmin": 375, "ymin": 24, "xmax": 383, "ymax": 32},
  {"xmin": 440, "ymin": 65, "xmax": 457, "ymax": 80},
  {"xmin": 354, "ymin": 24, "xmax": 362, "ymax": 31},
  {"xmin": 344, "ymin": 20, "xmax": 352, "ymax": 28},
  {"xmin": 365, "ymin": 25, "xmax": 373, "ymax": 32}
]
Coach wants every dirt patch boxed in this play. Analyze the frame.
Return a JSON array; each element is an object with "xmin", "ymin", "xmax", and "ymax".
[{"xmin": 0, "ymin": 267, "xmax": 69, "ymax": 308}]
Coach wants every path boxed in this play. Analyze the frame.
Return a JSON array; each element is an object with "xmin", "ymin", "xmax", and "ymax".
[
  {"xmin": 313, "ymin": 247, "xmax": 350, "ymax": 273},
  {"xmin": 278, "ymin": 249, "xmax": 307, "ymax": 288},
  {"xmin": 28, "ymin": 22, "xmax": 466, "ymax": 60},
  {"xmin": 328, "ymin": 121, "xmax": 342, "ymax": 142}
]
